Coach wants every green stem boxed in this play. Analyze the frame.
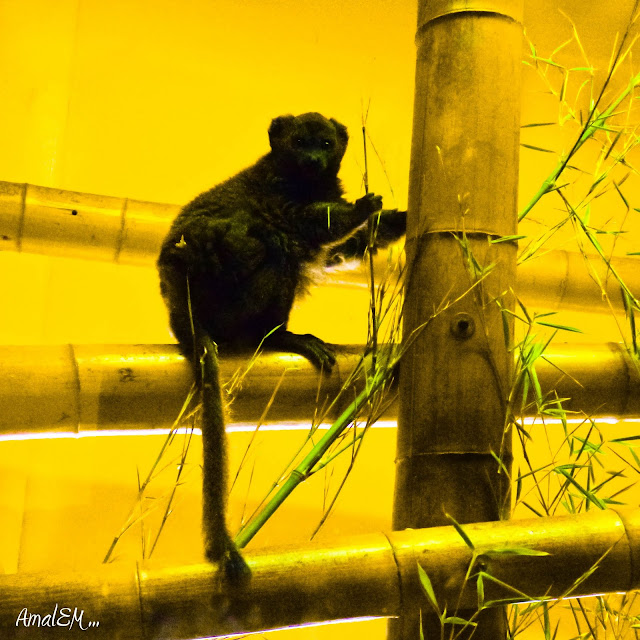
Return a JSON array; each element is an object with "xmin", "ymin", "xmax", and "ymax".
[
  {"xmin": 519, "ymin": 70, "xmax": 640, "ymax": 222},
  {"xmin": 362, "ymin": 123, "xmax": 378, "ymax": 369},
  {"xmin": 234, "ymin": 356, "xmax": 392, "ymax": 548}
]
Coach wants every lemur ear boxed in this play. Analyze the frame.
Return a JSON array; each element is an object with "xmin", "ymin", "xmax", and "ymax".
[
  {"xmin": 268, "ymin": 115, "xmax": 296, "ymax": 148},
  {"xmin": 330, "ymin": 118, "xmax": 349, "ymax": 146}
]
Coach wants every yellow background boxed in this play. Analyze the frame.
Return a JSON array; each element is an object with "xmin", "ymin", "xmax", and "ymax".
[{"xmin": 2, "ymin": 0, "xmax": 640, "ymax": 638}]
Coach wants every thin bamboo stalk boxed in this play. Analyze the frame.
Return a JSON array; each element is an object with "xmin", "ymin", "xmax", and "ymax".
[
  {"xmin": 392, "ymin": 0, "xmax": 523, "ymax": 637},
  {"xmin": 0, "ymin": 342, "xmax": 637, "ymax": 436},
  {"xmin": 1, "ymin": 180, "xmax": 639, "ymax": 314},
  {"xmin": 1, "ymin": 508, "xmax": 639, "ymax": 640},
  {"xmin": 235, "ymin": 351, "xmax": 395, "ymax": 549}
]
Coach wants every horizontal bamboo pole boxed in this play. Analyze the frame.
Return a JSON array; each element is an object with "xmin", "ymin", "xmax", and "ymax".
[
  {"xmin": 0, "ymin": 180, "xmax": 179, "ymax": 266},
  {"xmin": 516, "ymin": 250, "xmax": 640, "ymax": 313},
  {"xmin": 335, "ymin": 249, "xmax": 639, "ymax": 313},
  {"xmin": 1, "ymin": 508, "xmax": 639, "ymax": 639},
  {"xmin": 0, "ymin": 342, "xmax": 638, "ymax": 436},
  {"xmin": 0, "ymin": 180, "xmax": 637, "ymax": 313},
  {"xmin": 0, "ymin": 344, "xmax": 364, "ymax": 435}
]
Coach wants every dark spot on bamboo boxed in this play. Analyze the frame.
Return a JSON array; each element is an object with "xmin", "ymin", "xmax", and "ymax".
[
  {"xmin": 451, "ymin": 313, "xmax": 475, "ymax": 340},
  {"xmin": 118, "ymin": 367, "xmax": 136, "ymax": 382}
]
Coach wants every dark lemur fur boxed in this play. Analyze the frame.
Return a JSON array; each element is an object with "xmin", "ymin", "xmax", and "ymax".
[{"xmin": 157, "ymin": 112, "xmax": 406, "ymax": 580}]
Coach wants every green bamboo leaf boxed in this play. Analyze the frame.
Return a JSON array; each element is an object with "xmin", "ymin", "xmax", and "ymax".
[
  {"xmin": 521, "ymin": 143, "xmax": 555, "ymax": 153},
  {"xmin": 618, "ymin": 171, "xmax": 631, "ymax": 187},
  {"xmin": 483, "ymin": 547, "xmax": 550, "ymax": 557},
  {"xmin": 554, "ymin": 463, "xmax": 590, "ymax": 471},
  {"xmin": 523, "ymin": 502, "xmax": 544, "ymax": 517},
  {"xmin": 443, "ymin": 617, "xmax": 477, "ymax": 627},
  {"xmin": 519, "ymin": 384, "xmax": 530, "ymax": 415},
  {"xmin": 516, "ymin": 467, "xmax": 523, "ymax": 502},
  {"xmin": 554, "ymin": 468, "xmax": 607, "ymax": 509},
  {"xmin": 535, "ymin": 321, "xmax": 584, "ymax": 333},
  {"xmin": 535, "ymin": 57, "xmax": 564, "ymax": 69},
  {"xmin": 477, "ymin": 572, "xmax": 485, "ymax": 609},
  {"xmin": 587, "ymin": 173, "xmax": 608, "ymax": 195},
  {"xmin": 490, "ymin": 450, "xmax": 510, "ymax": 476},
  {"xmin": 527, "ymin": 366, "xmax": 543, "ymax": 407},
  {"xmin": 491, "ymin": 235, "xmax": 527, "ymax": 243},
  {"xmin": 595, "ymin": 229, "xmax": 626, "ymax": 235},
  {"xmin": 501, "ymin": 308, "xmax": 528, "ymax": 323},
  {"xmin": 417, "ymin": 563, "xmax": 439, "ymax": 612},
  {"xmin": 445, "ymin": 513, "xmax": 475, "ymax": 550},
  {"xmin": 499, "ymin": 304, "xmax": 511, "ymax": 350},
  {"xmin": 512, "ymin": 603, "xmax": 521, "ymax": 630},
  {"xmin": 542, "ymin": 407, "xmax": 575, "ymax": 418},
  {"xmin": 623, "ymin": 287, "xmax": 639, "ymax": 355},
  {"xmin": 559, "ymin": 71, "xmax": 568, "ymax": 103},
  {"xmin": 585, "ymin": 228, "xmax": 605, "ymax": 253},
  {"xmin": 476, "ymin": 570, "xmax": 534, "ymax": 600},
  {"xmin": 525, "ymin": 340, "xmax": 546, "ymax": 363},
  {"xmin": 604, "ymin": 128, "xmax": 624, "ymax": 160},
  {"xmin": 613, "ymin": 180, "xmax": 629, "ymax": 208},
  {"xmin": 607, "ymin": 482, "xmax": 635, "ymax": 502},
  {"xmin": 573, "ymin": 436, "xmax": 604, "ymax": 454},
  {"xmin": 610, "ymin": 435, "xmax": 640, "ymax": 443},
  {"xmin": 516, "ymin": 297, "xmax": 532, "ymax": 323},
  {"xmin": 521, "ymin": 122, "xmax": 556, "ymax": 128},
  {"xmin": 591, "ymin": 123, "xmax": 618, "ymax": 133},
  {"xmin": 551, "ymin": 34, "xmax": 574, "ymax": 59}
]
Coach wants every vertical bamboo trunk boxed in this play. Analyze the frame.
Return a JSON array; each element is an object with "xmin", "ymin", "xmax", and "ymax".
[{"xmin": 389, "ymin": 1, "xmax": 523, "ymax": 638}]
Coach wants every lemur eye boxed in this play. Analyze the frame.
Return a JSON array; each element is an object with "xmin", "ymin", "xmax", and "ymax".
[
  {"xmin": 295, "ymin": 138, "xmax": 304, "ymax": 147},
  {"xmin": 323, "ymin": 139, "xmax": 332, "ymax": 148}
]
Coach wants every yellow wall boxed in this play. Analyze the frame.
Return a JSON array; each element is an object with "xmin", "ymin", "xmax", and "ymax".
[{"xmin": 2, "ymin": 0, "xmax": 640, "ymax": 638}]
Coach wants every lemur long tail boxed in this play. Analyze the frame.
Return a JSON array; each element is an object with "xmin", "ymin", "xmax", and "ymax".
[{"xmin": 199, "ymin": 332, "xmax": 251, "ymax": 583}]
